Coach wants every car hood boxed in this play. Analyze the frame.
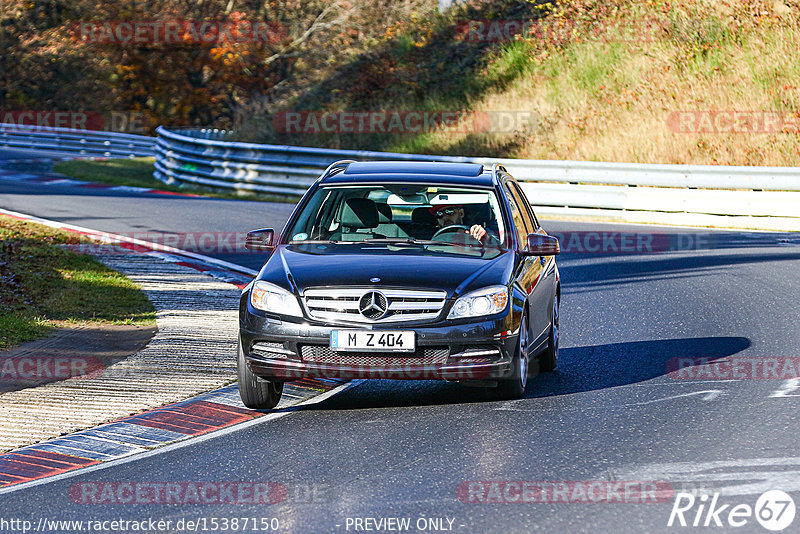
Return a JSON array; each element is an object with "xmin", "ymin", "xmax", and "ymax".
[{"xmin": 258, "ymin": 243, "xmax": 515, "ymax": 298}]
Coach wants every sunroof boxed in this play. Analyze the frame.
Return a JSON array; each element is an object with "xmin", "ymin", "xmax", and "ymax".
[{"xmin": 342, "ymin": 161, "xmax": 484, "ymax": 177}]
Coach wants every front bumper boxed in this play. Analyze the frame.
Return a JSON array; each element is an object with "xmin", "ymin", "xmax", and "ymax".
[{"xmin": 240, "ymin": 311, "xmax": 518, "ymax": 382}]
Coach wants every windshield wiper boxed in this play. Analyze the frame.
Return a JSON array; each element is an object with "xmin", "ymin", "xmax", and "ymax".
[{"xmin": 362, "ymin": 238, "xmax": 440, "ymax": 245}]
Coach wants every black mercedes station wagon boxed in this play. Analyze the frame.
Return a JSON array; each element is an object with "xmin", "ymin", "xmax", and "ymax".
[{"xmin": 238, "ymin": 161, "xmax": 560, "ymax": 408}]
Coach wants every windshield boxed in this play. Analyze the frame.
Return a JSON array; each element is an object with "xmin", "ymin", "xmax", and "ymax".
[{"xmin": 286, "ymin": 184, "xmax": 507, "ymax": 255}]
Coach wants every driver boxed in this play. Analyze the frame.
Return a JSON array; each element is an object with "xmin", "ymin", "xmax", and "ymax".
[{"xmin": 430, "ymin": 204, "xmax": 496, "ymax": 243}]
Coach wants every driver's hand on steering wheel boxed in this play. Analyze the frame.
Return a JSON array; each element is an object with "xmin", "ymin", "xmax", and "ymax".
[{"xmin": 469, "ymin": 224, "xmax": 487, "ymax": 241}]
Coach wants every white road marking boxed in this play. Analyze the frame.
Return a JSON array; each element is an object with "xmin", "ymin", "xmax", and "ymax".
[
  {"xmin": 609, "ymin": 457, "xmax": 800, "ymax": 497},
  {"xmin": 495, "ymin": 401, "xmax": 524, "ymax": 411},
  {"xmin": 627, "ymin": 389, "xmax": 724, "ymax": 405},
  {"xmin": 109, "ymin": 185, "xmax": 152, "ymax": 193},
  {"xmin": 770, "ymin": 378, "xmax": 800, "ymax": 398},
  {"xmin": 41, "ymin": 178, "xmax": 85, "ymax": 186}
]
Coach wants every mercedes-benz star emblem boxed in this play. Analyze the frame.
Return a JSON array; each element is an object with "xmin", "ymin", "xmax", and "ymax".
[{"xmin": 359, "ymin": 291, "xmax": 388, "ymax": 320}]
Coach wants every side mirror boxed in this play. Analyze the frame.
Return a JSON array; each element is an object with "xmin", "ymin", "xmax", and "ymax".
[
  {"xmin": 245, "ymin": 228, "xmax": 276, "ymax": 251},
  {"xmin": 524, "ymin": 233, "xmax": 560, "ymax": 256}
]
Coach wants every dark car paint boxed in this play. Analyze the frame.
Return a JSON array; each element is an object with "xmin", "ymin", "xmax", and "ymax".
[
  {"xmin": 240, "ymin": 165, "xmax": 560, "ymax": 383},
  {"xmin": 238, "ymin": 301, "xmax": 521, "ymax": 381},
  {"xmin": 257, "ymin": 244, "xmax": 514, "ymax": 298}
]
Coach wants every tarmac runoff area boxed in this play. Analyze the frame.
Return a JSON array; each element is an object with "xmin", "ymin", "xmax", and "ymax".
[
  {"xmin": 0, "ymin": 252, "xmax": 243, "ymax": 452},
  {"xmin": 0, "ymin": 249, "xmax": 345, "ymax": 462}
]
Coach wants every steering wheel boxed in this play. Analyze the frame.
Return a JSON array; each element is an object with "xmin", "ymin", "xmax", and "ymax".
[{"xmin": 432, "ymin": 224, "xmax": 481, "ymax": 244}]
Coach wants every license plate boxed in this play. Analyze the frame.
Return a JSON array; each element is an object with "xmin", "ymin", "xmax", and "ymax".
[{"xmin": 330, "ymin": 330, "xmax": 415, "ymax": 352}]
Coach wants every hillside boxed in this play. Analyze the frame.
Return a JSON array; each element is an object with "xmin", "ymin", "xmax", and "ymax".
[
  {"xmin": 238, "ymin": 0, "xmax": 800, "ymax": 166},
  {"xmin": 3, "ymin": 0, "xmax": 797, "ymax": 166}
]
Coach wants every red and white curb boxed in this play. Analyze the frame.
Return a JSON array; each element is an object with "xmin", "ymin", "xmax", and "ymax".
[
  {"xmin": 0, "ymin": 208, "xmax": 356, "ymax": 491},
  {"xmin": 0, "ymin": 381, "xmax": 352, "ymax": 493}
]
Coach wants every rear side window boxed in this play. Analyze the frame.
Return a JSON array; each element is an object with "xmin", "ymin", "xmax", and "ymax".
[
  {"xmin": 503, "ymin": 184, "xmax": 528, "ymax": 248},
  {"xmin": 511, "ymin": 182, "xmax": 539, "ymax": 230}
]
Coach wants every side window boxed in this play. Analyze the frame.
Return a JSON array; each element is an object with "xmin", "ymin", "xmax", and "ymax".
[
  {"xmin": 503, "ymin": 184, "xmax": 529, "ymax": 248},
  {"xmin": 505, "ymin": 183, "xmax": 535, "ymax": 233},
  {"xmin": 511, "ymin": 182, "xmax": 539, "ymax": 230}
]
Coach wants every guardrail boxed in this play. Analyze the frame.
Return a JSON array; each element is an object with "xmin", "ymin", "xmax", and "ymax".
[
  {"xmin": 3, "ymin": 122, "xmax": 796, "ymax": 230},
  {"xmin": 154, "ymin": 126, "xmax": 800, "ymax": 230},
  {"xmin": 0, "ymin": 123, "xmax": 155, "ymax": 158}
]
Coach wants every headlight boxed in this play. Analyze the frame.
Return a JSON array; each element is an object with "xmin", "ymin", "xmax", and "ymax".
[
  {"xmin": 447, "ymin": 285, "xmax": 509, "ymax": 319},
  {"xmin": 250, "ymin": 281, "xmax": 303, "ymax": 318}
]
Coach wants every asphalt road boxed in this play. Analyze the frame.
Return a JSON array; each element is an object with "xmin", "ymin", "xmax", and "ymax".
[{"xmin": 1, "ymin": 150, "xmax": 799, "ymax": 533}]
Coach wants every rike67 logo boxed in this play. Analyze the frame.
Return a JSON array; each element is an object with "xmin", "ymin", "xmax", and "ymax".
[{"xmin": 668, "ymin": 490, "xmax": 796, "ymax": 531}]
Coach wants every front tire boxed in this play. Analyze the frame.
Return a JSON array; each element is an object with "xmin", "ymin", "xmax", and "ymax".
[
  {"xmin": 494, "ymin": 313, "xmax": 529, "ymax": 400},
  {"xmin": 237, "ymin": 341, "xmax": 283, "ymax": 409}
]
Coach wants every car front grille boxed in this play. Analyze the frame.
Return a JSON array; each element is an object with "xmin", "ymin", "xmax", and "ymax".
[
  {"xmin": 302, "ymin": 288, "xmax": 447, "ymax": 324},
  {"xmin": 300, "ymin": 345, "xmax": 449, "ymax": 367}
]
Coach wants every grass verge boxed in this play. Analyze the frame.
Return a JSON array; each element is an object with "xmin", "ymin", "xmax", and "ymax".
[
  {"xmin": 0, "ymin": 214, "xmax": 156, "ymax": 350},
  {"xmin": 53, "ymin": 158, "xmax": 296, "ymax": 203}
]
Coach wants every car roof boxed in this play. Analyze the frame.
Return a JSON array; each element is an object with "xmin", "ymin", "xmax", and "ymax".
[{"xmin": 320, "ymin": 161, "xmax": 495, "ymax": 187}]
